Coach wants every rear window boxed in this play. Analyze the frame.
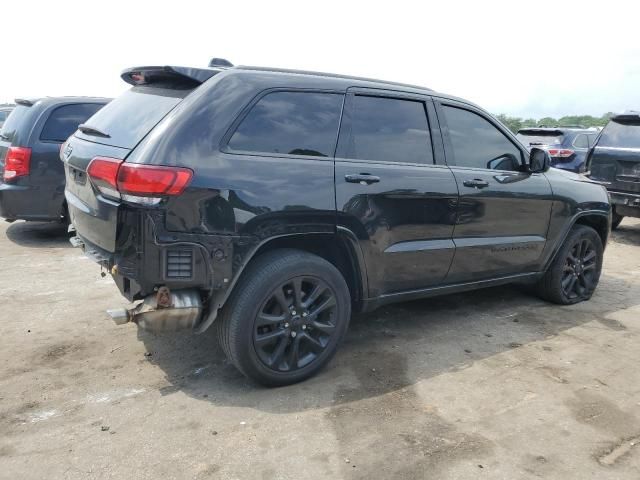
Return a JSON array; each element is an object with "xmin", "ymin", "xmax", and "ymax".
[
  {"xmin": 227, "ymin": 91, "xmax": 344, "ymax": 157},
  {"xmin": 0, "ymin": 105, "xmax": 31, "ymax": 142},
  {"xmin": 516, "ymin": 132, "xmax": 564, "ymax": 147},
  {"xmin": 598, "ymin": 120, "xmax": 640, "ymax": 149},
  {"xmin": 75, "ymin": 86, "xmax": 189, "ymax": 149},
  {"xmin": 40, "ymin": 103, "xmax": 105, "ymax": 142}
]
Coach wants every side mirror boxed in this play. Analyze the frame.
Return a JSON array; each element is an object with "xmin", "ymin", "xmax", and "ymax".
[{"xmin": 528, "ymin": 147, "xmax": 550, "ymax": 173}]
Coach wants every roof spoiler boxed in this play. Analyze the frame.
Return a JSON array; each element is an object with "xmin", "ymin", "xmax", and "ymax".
[
  {"xmin": 612, "ymin": 112, "xmax": 640, "ymax": 125},
  {"xmin": 14, "ymin": 98, "xmax": 35, "ymax": 107},
  {"xmin": 120, "ymin": 66, "xmax": 222, "ymax": 88},
  {"xmin": 517, "ymin": 128, "xmax": 564, "ymax": 135}
]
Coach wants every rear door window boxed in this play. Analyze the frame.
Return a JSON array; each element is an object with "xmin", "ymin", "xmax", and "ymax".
[
  {"xmin": 40, "ymin": 103, "xmax": 105, "ymax": 142},
  {"xmin": 75, "ymin": 86, "xmax": 189, "ymax": 149},
  {"xmin": 443, "ymin": 105, "xmax": 523, "ymax": 171},
  {"xmin": 598, "ymin": 121, "xmax": 640, "ymax": 149},
  {"xmin": 344, "ymin": 95, "xmax": 433, "ymax": 164},
  {"xmin": 227, "ymin": 91, "xmax": 344, "ymax": 157}
]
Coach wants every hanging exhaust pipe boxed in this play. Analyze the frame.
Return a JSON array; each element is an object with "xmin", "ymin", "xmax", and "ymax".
[{"xmin": 106, "ymin": 287, "xmax": 202, "ymax": 333}]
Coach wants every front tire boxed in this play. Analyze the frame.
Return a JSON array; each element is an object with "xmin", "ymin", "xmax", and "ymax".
[
  {"xmin": 536, "ymin": 225, "xmax": 603, "ymax": 305},
  {"xmin": 216, "ymin": 249, "xmax": 351, "ymax": 387}
]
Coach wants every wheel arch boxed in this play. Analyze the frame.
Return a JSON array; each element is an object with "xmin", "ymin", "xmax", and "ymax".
[
  {"xmin": 573, "ymin": 212, "xmax": 610, "ymax": 247},
  {"xmin": 543, "ymin": 210, "xmax": 610, "ymax": 272},
  {"xmin": 246, "ymin": 230, "xmax": 368, "ymax": 309},
  {"xmin": 196, "ymin": 229, "xmax": 368, "ymax": 333}
]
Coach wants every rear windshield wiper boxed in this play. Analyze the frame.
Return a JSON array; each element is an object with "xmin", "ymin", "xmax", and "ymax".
[
  {"xmin": 78, "ymin": 124, "xmax": 111, "ymax": 138},
  {"xmin": 0, "ymin": 133, "xmax": 9, "ymax": 140}
]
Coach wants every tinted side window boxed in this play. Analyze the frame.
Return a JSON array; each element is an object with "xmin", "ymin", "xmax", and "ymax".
[
  {"xmin": 573, "ymin": 134, "xmax": 589, "ymax": 148},
  {"xmin": 587, "ymin": 134, "xmax": 598, "ymax": 147},
  {"xmin": 40, "ymin": 103, "xmax": 104, "ymax": 142},
  {"xmin": 443, "ymin": 106, "xmax": 522, "ymax": 171},
  {"xmin": 346, "ymin": 96, "xmax": 433, "ymax": 164},
  {"xmin": 228, "ymin": 91, "xmax": 343, "ymax": 157}
]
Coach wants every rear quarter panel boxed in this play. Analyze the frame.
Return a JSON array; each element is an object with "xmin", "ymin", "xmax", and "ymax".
[{"xmin": 126, "ymin": 71, "xmax": 343, "ymax": 239}]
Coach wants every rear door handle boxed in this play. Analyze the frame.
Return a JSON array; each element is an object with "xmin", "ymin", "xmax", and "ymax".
[
  {"xmin": 463, "ymin": 178, "xmax": 489, "ymax": 189},
  {"xmin": 345, "ymin": 174, "xmax": 380, "ymax": 185}
]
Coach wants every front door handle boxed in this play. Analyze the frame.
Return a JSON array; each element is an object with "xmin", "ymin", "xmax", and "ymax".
[
  {"xmin": 345, "ymin": 173, "xmax": 381, "ymax": 185},
  {"xmin": 463, "ymin": 178, "xmax": 490, "ymax": 189}
]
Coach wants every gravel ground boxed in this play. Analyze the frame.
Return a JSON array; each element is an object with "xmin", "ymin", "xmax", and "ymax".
[{"xmin": 0, "ymin": 218, "xmax": 639, "ymax": 479}]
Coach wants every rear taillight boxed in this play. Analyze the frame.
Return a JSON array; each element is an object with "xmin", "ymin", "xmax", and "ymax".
[
  {"xmin": 547, "ymin": 148, "xmax": 574, "ymax": 159},
  {"xmin": 87, "ymin": 157, "xmax": 123, "ymax": 198},
  {"xmin": 3, "ymin": 147, "xmax": 32, "ymax": 182},
  {"xmin": 117, "ymin": 164, "xmax": 193, "ymax": 196},
  {"xmin": 86, "ymin": 157, "xmax": 193, "ymax": 204}
]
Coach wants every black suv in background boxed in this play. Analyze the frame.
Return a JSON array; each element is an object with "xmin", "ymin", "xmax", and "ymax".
[
  {"xmin": 588, "ymin": 112, "xmax": 640, "ymax": 228},
  {"xmin": 516, "ymin": 127, "xmax": 599, "ymax": 173},
  {"xmin": 0, "ymin": 97, "xmax": 109, "ymax": 223},
  {"xmin": 64, "ymin": 64, "xmax": 610, "ymax": 386}
]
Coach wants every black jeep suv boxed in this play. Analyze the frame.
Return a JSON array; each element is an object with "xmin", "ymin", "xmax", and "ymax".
[
  {"xmin": 63, "ymin": 63, "xmax": 611, "ymax": 386},
  {"xmin": 0, "ymin": 97, "xmax": 109, "ymax": 223},
  {"xmin": 588, "ymin": 112, "xmax": 640, "ymax": 229}
]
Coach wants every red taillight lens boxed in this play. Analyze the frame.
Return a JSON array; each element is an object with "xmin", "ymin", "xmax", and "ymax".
[
  {"xmin": 548, "ymin": 148, "xmax": 574, "ymax": 159},
  {"xmin": 87, "ymin": 157, "xmax": 123, "ymax": 196},
  {"xmin": 558, "ymin": 149, "xmax": 574, "ymax": 157},
  {"xmin": 117, "ymin": 164, "xmax": 193, "ymax": 196},
  {"xmin": 3, "ymin": 147, "xmax": 32, "ymax": 181},
  {"xmin": 86, "ymin": 157, "xmax": 192, "ymax": 201}
]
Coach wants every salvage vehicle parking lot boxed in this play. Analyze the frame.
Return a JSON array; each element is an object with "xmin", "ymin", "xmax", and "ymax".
[{"xmin": 1, "ymin": 219, "xmax": 639, "ymax": 479}]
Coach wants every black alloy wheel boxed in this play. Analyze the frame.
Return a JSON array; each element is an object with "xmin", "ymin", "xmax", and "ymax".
[
  {"xmin": 536, "ymin": 224, "xmax": 603, "ymax": 305},
  {"xmin": 216, "ymin": 249, "xmax": 351, "ymax": 386},
  {"xmin": 561, "ymin": 237, "xmax": 598, "ymax": 299},
  {"xmin": 253, "ymin": 276, "xmax": 337, "ymax": 372}
]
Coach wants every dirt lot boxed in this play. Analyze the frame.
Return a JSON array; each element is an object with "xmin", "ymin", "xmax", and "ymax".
[{"xmin": 0, "ymin": 219, "xmax": 639, "ymax": 479}]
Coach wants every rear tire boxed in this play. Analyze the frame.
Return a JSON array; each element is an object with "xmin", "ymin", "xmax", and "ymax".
[
  {"xmin": 536, "ymin": 225, "xmax": 603, "ymax": 305},
  {"xmin": 216, "ymin": 249, "xmax": 351, "ymax": 387}
]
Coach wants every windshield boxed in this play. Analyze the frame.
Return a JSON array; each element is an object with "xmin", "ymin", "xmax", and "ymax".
[
  {"xmin": 598, "ymin": 120, "xmax": 640, "ymax": 149},
  {"xmin": 0, "ymin": 105, "xmax": 31, "ymax": 142},
  {"xmin": 74, "ymin": 86, "xmax": 191, "ymax": 149},
  {"xmin": 516, "ymin": 132, "xmax": 564, "ymax": 147}
]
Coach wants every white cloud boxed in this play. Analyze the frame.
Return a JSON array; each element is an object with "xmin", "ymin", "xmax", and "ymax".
[{"xmin": 2, "ymin": 0, "xmax": 638, "ymax": 118}]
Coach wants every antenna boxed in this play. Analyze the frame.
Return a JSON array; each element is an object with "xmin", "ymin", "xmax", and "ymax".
[{"xmin": 208, "ymin": 58, "xmax": 234, "ymax": 68}]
